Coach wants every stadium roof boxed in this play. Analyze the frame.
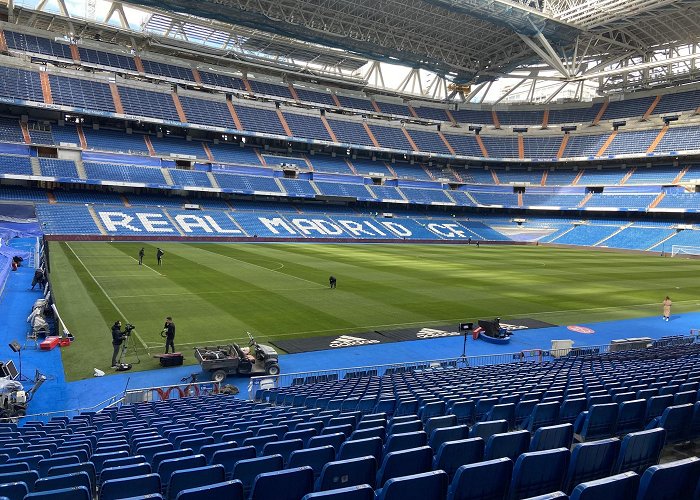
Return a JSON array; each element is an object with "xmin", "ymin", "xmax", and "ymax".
[{"xmin": 6, "ymin": 0, "xmax": 700, "ymax": 102}]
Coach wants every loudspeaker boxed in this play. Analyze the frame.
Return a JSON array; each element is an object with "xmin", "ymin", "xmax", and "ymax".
[{"xmin": 8, "ymin": 341, "xmax": 21, "ymax": 353}]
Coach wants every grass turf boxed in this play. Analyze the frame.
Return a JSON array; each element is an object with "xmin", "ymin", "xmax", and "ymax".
[{"xmin": 48, "ymin": 241, "xmax": 700, "ymax": 380}]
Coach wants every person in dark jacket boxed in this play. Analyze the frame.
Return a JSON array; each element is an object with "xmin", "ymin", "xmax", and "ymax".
[
  {"xmin": 329, "ymin": 276, "xmax": 337, "ymax": 289},
  {"xmin": 162, "ymin": 316, "xmax": 176, "ymax": 353},
  {"xmin": 111, "ymin": 321, "xmax": 126, "ymax": 368},
  {"xmin": 156, "ymin": 248, "xmax": 164, "ymax": 266},
  {"xmin": 138, "ymin": 247, "xmax": 145, "ymax": 265},
  {"xmin": 31, "ymin": 268, "xmax": 45, "ymax": 290}
]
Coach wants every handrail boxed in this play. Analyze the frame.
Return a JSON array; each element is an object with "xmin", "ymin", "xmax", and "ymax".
[{"xmin": 0, "ymin": 393, "xmax": 124, "ymax": 424}]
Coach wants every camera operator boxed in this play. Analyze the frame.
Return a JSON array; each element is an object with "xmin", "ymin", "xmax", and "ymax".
[{"xmin": 111, "ymin": 320, "xmax": 127, "ymax": 368}]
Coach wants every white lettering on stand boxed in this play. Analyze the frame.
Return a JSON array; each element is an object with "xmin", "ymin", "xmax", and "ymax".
[
  {"xmin": 99, "ymin": 212, "xmax": 141, "ymax": 232},
  {"xmin": 135, "ymin": 213, "xmax": 173, "ymax": 232}
]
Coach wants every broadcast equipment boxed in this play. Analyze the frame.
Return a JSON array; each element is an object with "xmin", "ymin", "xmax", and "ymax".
[
  {"xmin": 4, "ymin": 360, "xmax": 18, "ymax": 380},
  {"xmin": 459, "ymin": 322, "xmax": 473, "ymax": 363},
  {"xmin": 116, "ymin": 324, "xmax": 140, "ymax": 371}
]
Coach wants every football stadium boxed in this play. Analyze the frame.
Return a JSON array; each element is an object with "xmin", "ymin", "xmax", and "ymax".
[{"xmin": 3, "ymin": 0, "xmax": 700, "ymax": 496}]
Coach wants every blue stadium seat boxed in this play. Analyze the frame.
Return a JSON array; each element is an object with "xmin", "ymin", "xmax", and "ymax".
[
  {"xmin": 167, "ymin": 465, "xmax": 225, "ymax": 500},
  {"xmin": 23, "ymin": 485, "xmax": 91, "ymax": 500},
  {"xmin": 33, "ymin": 471, "xmax": 91, "ymax": 493},
  {"xmin": 574, "ymin": 404, "xmax": 619, "ymax": 442},
  {"xmin": 156, "ymin": 455, "xmax": 206, "ymax": 494},
  {"xmin": 137, "ymin": 444, "xmax": 174, "ymax": 463},
  {"xmin": 646, "ymin": 403, "xmax": 693, "ymax": 443},
  {"xmin": 469, "ymin": 420, "xmax": 508, "ymax": 441},
  {"xmin": 484, "ymin": 430, "xmax": 530, "ymax": 461},
  {"xmin": 100, "ymin": 463, "xmax": 152, "ymax": 488},
  {"xmin": 509, "ymin": 448, "xmax": 570, "ymax": 500},
  {"xmin": 616, "ymin": 400, "xmax": 647, "ymax": 435},
  {"xmin": 433, "ymin": 438, "xmax": 485, "ymax": 480},
  {"xmin": 179, "ymin": 437, "xmax": 215, "ymax": 454},
  {"xmin": 424, "ymin": 415, "xmax": 457, "ymax": 436},
  {"xmin": 569, "ymin": 471, "xmax": 640, "ymax": 500},
  {"xmin": 645, "ymin": 395, "xmax": 674, "ymax": 423},
  {"xmin": 0, "ymin": 471, "xmax": 38, "ymax": 492},
  {"xmin": 429, "ymin": 425, "xmax": 469, "ymax": 452},
  {"xmin": 0, "ymin": 464, "xmax": 29, "ymax": 475},
  {"xmin": 636, "ymin": 457, "xmax": 700, "ymax": 500},
  {"xmin": 514, "ymin": 401, "xmax": 538, "ymax": 429},
  {"xmin": 614, "ymin": 428, "xmax": 666, "ymax": 475},
  {"xmin": 524, "ymin": 402, "xmax": 560, "ymax": 432},
  {"xmin": 486, "ymin": 404, "xmax": 516, "ymax": 430},
  {"xmin": 285, "ymin": 429, "xmax": 319, "ymax": 446},
  {"xmin": 211, "ymin": 447, "xmax": 257, "ymax": 479},
  {"xmin": 174, "ymin": 480, "xmax": 243, "ymax": 500},
  {"xmin": 301, "ymin": 484, "xmax": 374, "ymax": 500},
  {"xmin": 375, "ymin": 470, "xmax": 449, "ymax": 500},
  {"xmin": 451, "ymin": 401, "xmax": 475, "ymax": 425},
  {"xmin": 231, "ymin": 455, "xmax": 283, "ymax": 497},
  {"xmin": 307, "ymin": 433, "xmax": 345, "ymax": 453},
  {"xmin": 250, "ymin": 466, "xmax": 314, "ymax": 500},
  {"xmin": 383, "ymin": 431, "xmax": 428, "ymax": 455},
  {"xmin": 563, "ymin": 437, "xmax": 620, "ymax": 494},
  {"xmin": 199, "ymin": 442, "xmax": 237, "ymax": 464},
  {"xmin": 262, "ymin": 439, "xmax": 303, "ymax": 465},
  {"xmin": 447, "ymin": 458, "xmax": 513, "ymax": 500},
  {"xmin": 287, "ymin": 446, "xmax": 336, "ymax": 479},
  {"xmin": 387, "ymin": 421, "xmax": 422, "ymax": 436},
  {"xmin": 99, "ymin": 474, "xmax": 161, "ymax": 500},
  {"xmin": 151, "ymin": 450, "xmax": 193, "ymax": 472},
  {"xmin": 316, "ymin": 456, "xmax": 377, "ymax": 491},
  {"xmin": 47, "ymin": 462, "xmax": 95, "ymax": 492},
  {"xmin": 338, "ymin": 437, "xmax": 383, "ymax": 463},
  {"xmin": 529, "ymin": 424, "xmax": 573, "ymax": 452},
  {"xmin": 348, "ymin": 427, "xmax": 384, "ymax": 442},
  {"xmin": 0, "ymin": 481, "xmax": 28, "ymax": 500},
  {"xmin": 376, "ymin": 446, "xmax": 433, "ymax": 488},
  {"xmin": 558, "ymin": 399, "xmax": 587, "ymax": 425}
]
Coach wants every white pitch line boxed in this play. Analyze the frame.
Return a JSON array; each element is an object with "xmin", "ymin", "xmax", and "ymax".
[
  {"xmin": 126, "ymin": 255, "xmax": 164, "ymax": 276},
  {"xmin": 65, "ymin": 243, "xmax": 150, "ymax": 352},
  {"xmin": 194, "ymin": 246, "xmax": 320, "ymax": 286},
  {"xmin": 112, "ymin": 286, "xmax": 327, "ymax": 299}
]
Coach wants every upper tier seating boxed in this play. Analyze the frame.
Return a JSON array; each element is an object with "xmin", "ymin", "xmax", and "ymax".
[
  {"xmin": 547, "ymin": 104, "xmax": 602, "ymax": 124},
  {"xmin": 4, "ymin": 30, "xmax": 73, "ymax": 59},
  {"xmin": 283, "ymin": 113, "xmax": 332, "ymax": 142},
  {"xmin": 0, "ymin": 67, "xmax": 43, "ymax": 102},
  {"xmin": 49, "ymin": 76, "xmax": 116, "ymax": 114},
  {"xmin": 140, "ymin": 59, "xmax": 194, "ymax": 82},
  {"xmin": 83, "ymin": 162, "xmax": 167, "ymax": 184},
  {"xmin": 209, "ymin": 144, "xmax": 262, "ymax": 166},
  {"xmin": 198, "ymin": 71, "xmax": 247, "ymax": 91},
  {"xmin": 497, "ymin": 110, "xmax": 544, "ymax": 126},
  {"xmin": 480, "ymin": 136, "xmax": 518, "ymax": 158},
  {"xmin": 442, "ymin": 134, "xmax": 481, "ymax": 157},
  {"xmin": 0, "ymin": 154, "xmax": 32, "ymax": 175},
  {"xmin": 337, "ymin": 95, "xmax": 375, "ymax": 112},
  {"xmin": 38, "ymin": 158, "xmax": 79, "ymax": 178},
  {"xmin": 368, "ymin": 125, "xmax": 412, "ymax": 151},
  {"xmin": 295, "ymin": 87, "xmax": 337, "ymax": 107},
  {"xmin": 653, "ymin": 89, "xmax": 700, "ymax": 116},
  {"xmin": 602, "ymin": 96, "xmax": 656, "ymax": 121},
  {"xmin": 150, "ymin": 136, "xmax": 206, "ymax": 159},
  {"xmin": 408, "ymin": 130, "xmax": 450, "ymax": 155},
  {"xmin": 77, "ymin": 47, "xmax": 137, "ymax": 71},
  {"xmin": 307, "ymin": 155, "xmax": 354, "ymax": 175},
  {"xmin": 179, "ymin": 97, "xmax": 236, "ymax": 129},
  {"xmin": 326, "ymin": 120, "xmax": 375, "ymax": 147},
  {"xmin": 376, "ymin": 101, "xmax": 411, "ymax": 117},
  {"xmin": 248, "ymin": 80, "xmax": 293, "ymax": 100},
  {"xmin": 234, "ymin": 105, "xmax": 286, "ymax": 136},
  {"xmin": 168, "ymin": 169, "xmax": 214, "ymax": 188},
  {"xmin": 656, "ymin": 126, "xmax": 700, "ymax": 153},
  {"xmin": 82, "ymin": 128, "xmax": 149, "ymax": 155},
  {"xmin": 412, "ymin": 106, "xmax": 450, "ymax": 122},
  {"xmin": 523, "ymin": 137, "xmax": 561, "ymax": 159},
  {"xmin": 0, "ymin": 117, "xmax": 24, "ymax": 143},
  {"xmin": 118, "ymin": 87, "xmax": 179, "ymax": 121},
  {"xmin": 451, "ymin": 109, "xmax": 493, "ymax": 125}
]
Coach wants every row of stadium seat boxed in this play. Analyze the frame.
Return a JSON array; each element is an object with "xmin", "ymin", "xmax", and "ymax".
[
  {"xmin": 4, "ymin": 28, "xmax": 700, "ymax": 126},
  {"xmin": 1, "ymin": 66, "xmax": 699, "ymax": 160}
]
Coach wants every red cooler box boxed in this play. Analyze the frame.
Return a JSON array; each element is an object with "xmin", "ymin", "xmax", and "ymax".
[{"xmin": 40, "ymin": 336, "xmax": 60, "ymax": 350}]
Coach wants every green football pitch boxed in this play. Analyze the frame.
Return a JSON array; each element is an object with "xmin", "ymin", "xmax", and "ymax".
[{"xmin": 47, "ymin": 241, "xmax": 700, "ymax": 380}]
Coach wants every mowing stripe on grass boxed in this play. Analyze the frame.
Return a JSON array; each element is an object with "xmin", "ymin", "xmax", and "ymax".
[{"xmin": 65, "ymin": 242, "xmax": 150, "ymax": 352}]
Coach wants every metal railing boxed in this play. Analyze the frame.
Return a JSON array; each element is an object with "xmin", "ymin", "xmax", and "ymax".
[
  {"xmin": 1, "ymin": 393, "xmax": 123, "ymax": 424},
  {"xmin": 248, "ymin": 344, "xmax": 613, "ymax": 398}
]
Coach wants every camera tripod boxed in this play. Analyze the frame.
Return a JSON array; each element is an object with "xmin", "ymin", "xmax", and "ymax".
[{"xmin": 116, "ymin": 332, "xmax": 142, "ymax": 369}]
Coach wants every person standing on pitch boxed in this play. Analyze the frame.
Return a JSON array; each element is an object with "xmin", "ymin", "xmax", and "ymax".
[
  {"xmin": 111, "ymin": 320, "xmax": 126, "ymax": 368},
  {"xmin": 162, "ymin": 316, "xmax": 176, "ymax": 353},
  {"xmin": 156, "ymin": 247, "xmax": 164, "ymax": 266},
  {"xmin": 329, "ymin": 275, "xmax": 337, "ymax": 289},
  {"xmin": 138, "ymin": 247, "xmax": 145, "ymax": 266},
  {"xmin": 663, "ymin": 296, "xmax": 672, "ymax": 322}
]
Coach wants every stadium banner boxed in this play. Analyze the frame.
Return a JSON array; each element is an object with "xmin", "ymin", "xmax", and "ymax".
[
  {"xmin": 377, "ymin": 318, "xmax": 557, "ymax": 342},
  {"xmin": 272, "ymin": 331, "xmax": 396, "ymax": 354}
]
